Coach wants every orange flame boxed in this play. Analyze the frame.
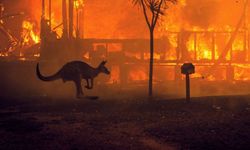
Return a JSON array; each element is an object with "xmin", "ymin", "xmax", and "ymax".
[{"xmin": 21, "ymin": 20, "xmax": 40, "ymax": 44}]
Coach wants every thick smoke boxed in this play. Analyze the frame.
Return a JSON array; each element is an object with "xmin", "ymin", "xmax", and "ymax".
[
  {"xmin": 180, "ymin": 0, "xmax": 245, "ymax": 29},
  {"xmin": 2, "ymin": 0, "xmax": 247, "ymax": 37},
  {"xmin": 84, "ymin": 0, "xmax": 148, "ymax": 38},
  {"xmin": 181, "ymin": 0, "xmax": 220, "ymax": 28}
]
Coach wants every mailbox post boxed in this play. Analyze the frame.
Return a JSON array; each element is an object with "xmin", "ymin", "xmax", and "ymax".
[{"xmin": 181, "ymin": 63, "xmax": 195, "ymax": 102}]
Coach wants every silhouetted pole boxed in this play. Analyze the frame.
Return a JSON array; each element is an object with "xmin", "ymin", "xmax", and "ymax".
[
  {"xmin": 69, "ymin": 0, "xmax": 74, "ymax": 39},
  {"xmin": 49, "ymin": 0, "xmax": 51, "ymax": 30},
  {"xmin": 76, "ymin": 8, "xmax": 79, "ymax": 38},
  {"xmin": 81, "ymin": 6, "xmax": 84, "ymax": 39},
  {"xmin": 62, "ymin": 0, "xmax": 68, "ymax": 39},
  {"xmin": 42, "ymin": 0, "xmax": 45, "ymax": 17}
]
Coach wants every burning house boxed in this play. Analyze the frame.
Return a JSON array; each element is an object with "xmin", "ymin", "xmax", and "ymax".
[{"xmin": 0, "ymin": 0, "xmax": 250, "ymax": 86}]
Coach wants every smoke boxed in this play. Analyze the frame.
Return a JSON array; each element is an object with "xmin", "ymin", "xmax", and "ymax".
[
  {"xmin": 181, "ymin": 0, "xmax": 220, "ymax": 28},
  {"xmin": 180, "ymin": 0, "xmax": 245, "ymax": 29},
  {"xmin": 84, "ymin": 0, "xmax": 147, "ymax": 38},
  {"xmin": 1, "ymin": 0, "xmax": 247, "ymax": 38},
  {"xmin": 160, "ymin": 0, "xmax": 246, "ymax": 31}
]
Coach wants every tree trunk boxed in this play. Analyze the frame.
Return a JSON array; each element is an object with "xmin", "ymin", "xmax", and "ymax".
[{"xmin": 149, "ymin": 28, "xmax": 154, "ymax": 97}]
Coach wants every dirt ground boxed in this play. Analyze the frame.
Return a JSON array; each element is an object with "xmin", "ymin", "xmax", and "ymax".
[{"xmin": 0, "ymin": 94, "xmax": 250, "ymax": 150}]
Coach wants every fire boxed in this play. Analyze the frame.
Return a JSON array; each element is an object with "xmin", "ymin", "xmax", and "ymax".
[
  {"xmin": 196, "ymin": 34, "xmax": 212, "ymax": 60},
  {"xmin": 21, "ymin": 20, "xmax": 40, "ymax": 45},
  {"xmin": 3, "ymin": 0, "xmax": 250, "ymax": 83},
  {"xmin": 0, "ymin": 53, "xmax": 8, "ymax": 57},
  {"xmin": 50, "ymin": 13, "xmax": 63, "ymax": 37},
  {"xmin": 164, "ymin": 34, "xmax": 178, "ymax": 60},
  {"xmin": 234, "ymin": 64, "xmax": 250, "ymax": 81},
  {"xmin": 74, "ymin": 0, "xmax": 85, "ymax": 9},
  {"xmin": 232, "ymin": 33, "xmax": 244, "ymax": 51},
  {"xmin": 179, "ymin": 0, "xmax": 187, "ymax": 6},
  {"xmin": 108, "ymin": 65, "xmax": 120, "ymax": 84},
  {"xmin": 129, "ymin": 69, "xmax": 147, "ymax": 82},
  {"xmin": 144, "ymin": 53, "xmax": 161, "ymax": 60}
]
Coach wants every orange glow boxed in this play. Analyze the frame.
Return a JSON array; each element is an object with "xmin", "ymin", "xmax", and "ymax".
[
  {"xmin": 5, "ymin": 0, "xmax": 250, "ymax": 82},
  {"xmin": 21, "ymin": 20, "xmax": 40, "ymax": 44},
  {"xmin": 74, "ymin": 0, "xmax": 84, "ymax": 9},
  {"xmin": 234, "ymin": 64, "xmax": 250, "ymax": 81},
  {"xmin": 232, "ymin": 33, "xmax": 245, "ymax": 51},
  {"xmin": 0, "ymin": 53, "xmax": 8, "ymax": 57},
  {"xmin": 108, "ymin": 66, "xmax": 120, "ymax": 84},
  {"xmin": 128, "ymin": 69, "xmax": 147, "ymax": 81},
  {"xmin": 196, "ymin": 34, "xmax": 212, "ymax": 60}
]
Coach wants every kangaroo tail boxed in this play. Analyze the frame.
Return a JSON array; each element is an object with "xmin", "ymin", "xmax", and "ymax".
[{"xmin": 36, "ymin": 63, "xmax": 61, "ymax": 81}]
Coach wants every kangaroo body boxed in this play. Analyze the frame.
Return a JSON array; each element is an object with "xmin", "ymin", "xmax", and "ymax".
[{"xmin": 36, "ymin": 61, "xmax": 110, "ymax": 98}]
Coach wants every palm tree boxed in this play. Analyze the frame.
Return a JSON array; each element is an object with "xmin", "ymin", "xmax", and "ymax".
[{"xmin": 132, "ymin": 0, "xmax": 177, "ymax": 97}]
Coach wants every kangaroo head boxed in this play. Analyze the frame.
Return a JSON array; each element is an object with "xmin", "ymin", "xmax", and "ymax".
[{"xmin": 98, "ymin": 61, "xmax": 110, "ymax": 75}]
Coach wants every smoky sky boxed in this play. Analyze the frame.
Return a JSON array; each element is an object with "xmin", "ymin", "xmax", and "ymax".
[
  {"xmin": 0, "ymin": 0, "xmax": 247, "ymax": 38},
  {"xmin": 181, "ymin": 0, "xmax": 246, "ymax": 28},
  {"xmin": 181, "ymin": 0, "xmax": 220, "ymax": 28}
]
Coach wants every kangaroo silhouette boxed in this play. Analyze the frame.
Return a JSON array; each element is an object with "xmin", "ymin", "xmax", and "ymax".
[{"xmin": 36, "ymin": 60, "xmax": 110, "ymax": 98}]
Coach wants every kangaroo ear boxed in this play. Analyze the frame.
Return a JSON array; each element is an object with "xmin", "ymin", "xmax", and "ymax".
[{"xmin": 101, "ymin": 60, "xmax": 107, "ymax": 65}]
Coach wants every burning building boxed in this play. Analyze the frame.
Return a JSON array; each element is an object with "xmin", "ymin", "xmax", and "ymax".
[{"xmin": 0, "ymin": 0, "xmax": 250, "ymax": 86}]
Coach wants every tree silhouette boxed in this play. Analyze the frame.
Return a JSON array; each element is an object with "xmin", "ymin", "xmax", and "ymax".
[{"xmin": 132, "ymin": 0, "xmax": 177, "ymax": 97}]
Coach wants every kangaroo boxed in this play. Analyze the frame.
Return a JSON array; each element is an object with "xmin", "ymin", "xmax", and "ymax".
[{"xmin": 36, "ymin": 60, "xmax": 110, "ymax": 98}]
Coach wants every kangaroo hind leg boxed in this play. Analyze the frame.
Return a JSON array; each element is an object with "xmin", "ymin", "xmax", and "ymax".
[
  {"xmin": 74, "ymin": 79, "xmax": 84, "ymax": 98},
  {"xmin": 90, "ymin": 78, "xmax": 94, "ymax": 89}
]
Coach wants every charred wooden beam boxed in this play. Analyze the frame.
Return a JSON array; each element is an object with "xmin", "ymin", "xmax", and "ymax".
[
  {"xmin": 42, "ymin": 0, "xmax": 45, "ymax": 17},
  {"xmin": 49, "ymin": 0, "xmax": 51, "ymax": 30},
  {"xmin": 69, "ymin": 0, "xmax": 74, "ymax": 39},
  {"xmin": 62, "ymin": 0, "xmax": 68, "ymax": 39}
]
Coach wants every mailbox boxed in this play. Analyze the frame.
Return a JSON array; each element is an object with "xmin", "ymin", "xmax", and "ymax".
[{"xmin": 181, "ymin": 63, "xmax": 195, "ymax": 75}]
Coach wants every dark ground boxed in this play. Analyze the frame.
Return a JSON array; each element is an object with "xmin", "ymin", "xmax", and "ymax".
[{"xmin": 0, "ymin": 95, "xmax": 250, "ymax": 150}]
